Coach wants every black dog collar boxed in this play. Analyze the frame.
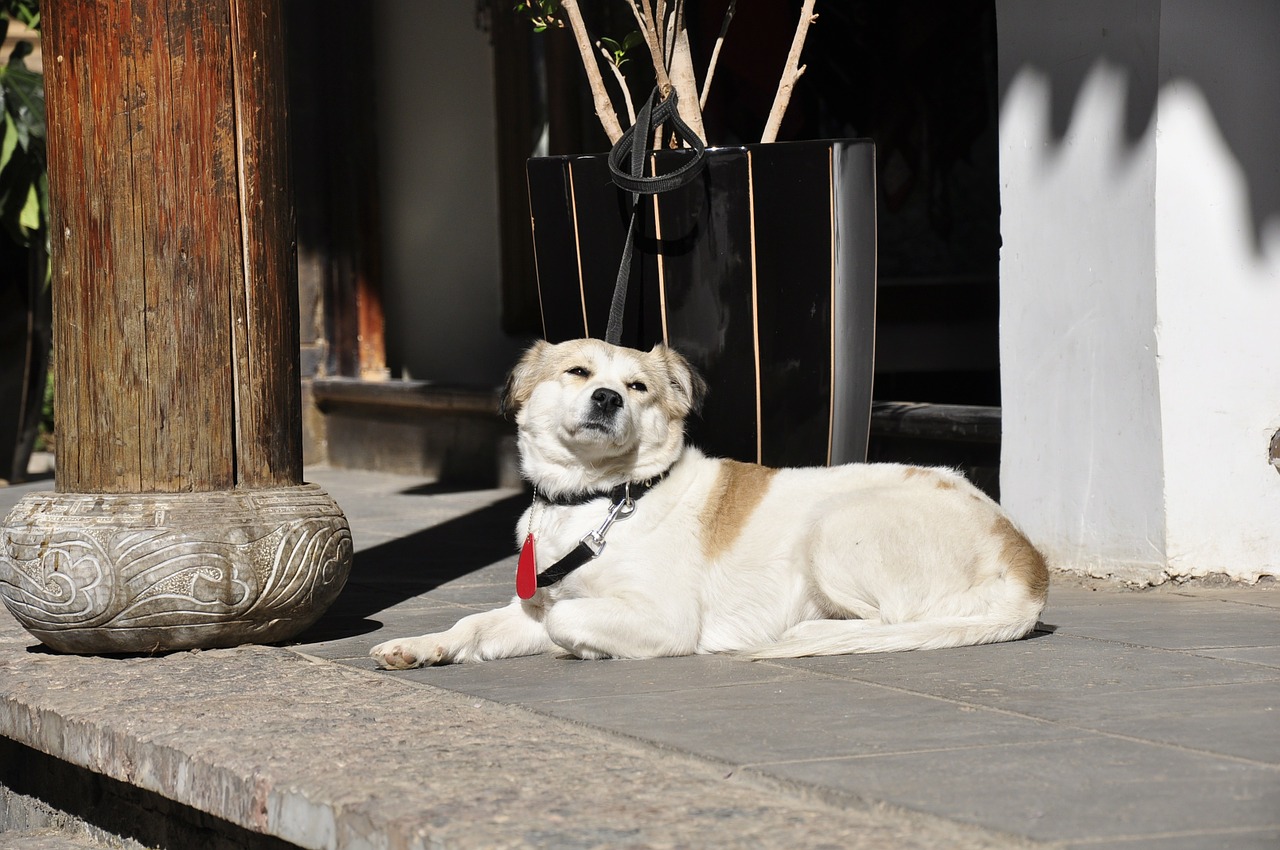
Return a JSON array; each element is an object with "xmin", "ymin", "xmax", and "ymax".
[
  {"xmin": 521, "ymin": 467, "xmax": 673, "ymax": 592},
  {"xmin": 532, "ymin": 468, "xmax": 672, "ymax": 508}
]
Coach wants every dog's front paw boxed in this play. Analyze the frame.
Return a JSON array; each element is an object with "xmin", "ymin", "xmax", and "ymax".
[{"xmin": 370, "ymin": 637, "xmax": 445, "ymax": 670}]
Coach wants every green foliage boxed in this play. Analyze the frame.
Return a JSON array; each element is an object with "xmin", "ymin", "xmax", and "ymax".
[
  {"xmin": 599, "ymin": 31, "xmax": 642, "ymax": 69},
  {"xmin": 513, "ymin": 0, "xmax": 563, "ymax": 33},
  {"xmin": 0, "ymin": 1, "xmax": 37, "ymax": 29},
  {"xmin": 514, "ymin": 1, "xmax": 642, "ymax": 73},
  {"xmin": 0, "ymin": 5, "xmax": 45, "ymax": 257},
  {"xmin": 34, "ymin": 355, "xmax": 52, "ymax": 451}
]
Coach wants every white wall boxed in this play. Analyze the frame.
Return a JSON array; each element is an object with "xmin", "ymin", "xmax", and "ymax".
[
  {"xmin": 997, "ymin": 1, "xmax": 1167, "ymax": 579},
  {"xmin": 998, "ymin": 0, "xmax": 1280, "ymax": 583},
  {"xmin": 373, "ymin": 1, "xmax": 527, "ymax": 387},
  {"xmin": 1153, "ymin": 1, "xmax": 1280, "ymax": 581}
]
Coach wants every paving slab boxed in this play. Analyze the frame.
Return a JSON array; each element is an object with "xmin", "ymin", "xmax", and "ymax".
[
  {"xmin": 1040, "ymin": 588, "xmax": 1280, "ymax": 650},
  {"xmin": 1194, "ymin": 645, "xmax": 1280, "ymax": 668},
  {"xmin": 776, "ymin": 633, "xmax": 1280, "ymax": 709},
  {"xmin": 751, "ymin": 735, "xmax": 1278, "ymax": 843},
  {"xmin": 391, "ymin": 652, "xmax": 802, "ymax": 705},
  {"xmin": 467, "ymin": 667, "xmax": 1082, "ymax": 765},
  {"xmin": 1024, "ymin": 679, "xmax": 1280, "ymax": 764}
]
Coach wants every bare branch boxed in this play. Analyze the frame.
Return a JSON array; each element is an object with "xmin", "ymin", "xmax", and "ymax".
[
  {"xmin": 700, "ymin": 0, "xmax": 736, "ymax": 110},
  {"xmin": 625, "ymin": 0, "xmax": 647, "ymax": 34},
  {"xmin": 634, "ymin": 0, "xmax": 673, "ymax": 99},
  {"xmin": 598, "ymin": 42, "xmax": 637, "ymax": 127},
  {"xmin": 761, "ymin": 0, "xmax": 818, "ymax": 144},
  {"xmin": 655, "ymin": 0, "xmax": 669, "ymax": 59},
  {"xmin": 560, "ymin": 0, "xmax": 626, "ymax": 144},
  {"xmin": 662, "ymin": 0, "xmax": 677, "ymax": 69},
  {"xmin": 667, "ymin": 21, "xmax": 706, "ymax": 144}
]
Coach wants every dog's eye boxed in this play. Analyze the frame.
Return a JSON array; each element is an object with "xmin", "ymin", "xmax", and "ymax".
[
  {"xmin": 566, "ymin": 366, "xmax": 590, "ymax": 378},
  {"xmin": 627, "ymin": 381, "xmax": 648, "ymax": 393}
]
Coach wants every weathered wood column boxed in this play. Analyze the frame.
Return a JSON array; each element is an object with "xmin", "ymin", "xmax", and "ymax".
[{"xmin": 0, "ymin": 0, "xmax": 352, "ymax": 652}]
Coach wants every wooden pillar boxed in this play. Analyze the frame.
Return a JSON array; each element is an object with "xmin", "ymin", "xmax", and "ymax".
[{"xmin": 0, "ymin": 0, "xmax": 352, "ymax": 653}]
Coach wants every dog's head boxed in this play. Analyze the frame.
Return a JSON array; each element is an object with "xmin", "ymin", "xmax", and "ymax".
[{"xmin": 501, "ymin": 339, "xmax": 706, "ymax": 494}]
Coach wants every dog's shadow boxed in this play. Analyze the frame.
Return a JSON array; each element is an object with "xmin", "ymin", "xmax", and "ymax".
[
  {"xmin": 1030, "ymin": 623, "xmax": 1058, "ymax": 639},
  {"xmin": 293, "ymin": 490, "xmax": 529, "ymax": 643}
]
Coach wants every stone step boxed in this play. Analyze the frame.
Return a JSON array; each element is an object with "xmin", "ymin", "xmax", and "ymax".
[{"xmin": 0, "ymin": 832, "xmax": 125, "ymax": 850}]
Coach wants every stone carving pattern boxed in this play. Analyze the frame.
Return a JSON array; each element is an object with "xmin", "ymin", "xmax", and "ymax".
[{"xmin": 0, "ymin": 486, "xmax": 353, "ymax": 645}]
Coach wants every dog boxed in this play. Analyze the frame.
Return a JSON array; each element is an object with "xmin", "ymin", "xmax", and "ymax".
[{"xmin": 370, "ymin": 339, "xmax": 1048, "ymax": 668}]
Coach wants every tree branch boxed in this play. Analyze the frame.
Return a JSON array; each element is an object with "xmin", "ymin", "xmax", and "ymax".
[
  {"xmin": 560, "ymin": 0, "xmax": 625, "ymax": 144},
  {"xmin": 598, "ymin": 42, "xmax": 637, "ymax": 127},
  {"xmin": 699, "ymin": 0, "xmax": 736, "ymax": 111},
  {"xmin": 633, "ymin": 0, "xmax": 673, "ymax": 99},
  {"xmin": 760, "ymin": 0, "xmax": 818, "ymax": 144},
  {"xmin": 667, "ymin": 13, "xmax": 706, "ymax": 144}
]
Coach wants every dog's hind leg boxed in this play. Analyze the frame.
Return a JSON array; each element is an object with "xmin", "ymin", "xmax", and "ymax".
[{"xmin": 370, "ymin": 600, "xmax": 556, "ymax": 668}]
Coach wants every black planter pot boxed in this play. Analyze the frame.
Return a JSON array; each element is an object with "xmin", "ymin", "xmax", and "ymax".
[{"xmin": 526, "ymin": 138, "xmax": 877, "ymax": 468}]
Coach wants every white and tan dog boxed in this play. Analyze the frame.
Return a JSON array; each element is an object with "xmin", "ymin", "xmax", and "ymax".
[{"xmin": 370, "ymin": 339, "xmax": 1048, "ymax": 668}]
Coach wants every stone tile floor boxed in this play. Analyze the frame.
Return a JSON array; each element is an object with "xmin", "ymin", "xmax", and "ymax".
[{"xmin": 1, "ymin": 467, "xmax": 1278, "ymax": 849}]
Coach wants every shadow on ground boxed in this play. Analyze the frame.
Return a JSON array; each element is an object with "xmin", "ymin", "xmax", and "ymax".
[{"xmin": 294, "ymin": 492, "xmax": 527, "ymax": 642}]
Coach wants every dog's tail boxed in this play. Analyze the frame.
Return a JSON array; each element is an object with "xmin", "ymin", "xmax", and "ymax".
[{"xmin": 746, "ymin": 614, "xmax": 1041, "ymax": 659}]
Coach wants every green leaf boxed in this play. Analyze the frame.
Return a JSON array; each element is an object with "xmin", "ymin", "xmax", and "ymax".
[
  {"xmin": 17, "ymin": 178, "xmax": 36, "ymax": 232},
  {"xmin": 0, "ymin": 111, "xmax": 16, "ymax": 173},
  {"xmin": 4, "ymin": 66, "xmax": 45, "ymax": 140}
]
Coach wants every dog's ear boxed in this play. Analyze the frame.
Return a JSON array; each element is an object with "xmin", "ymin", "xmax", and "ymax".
[
  {"xmin": 499, "ymin": 340, "xmax": 551, "ymax": 419},
  {"xmin": 651, "ymin": 344, "xmax": 708, "ymax": 418}
]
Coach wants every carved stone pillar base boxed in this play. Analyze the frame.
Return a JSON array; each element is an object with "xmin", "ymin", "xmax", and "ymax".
[{"xmin": 0, "ymin": 485, "xmax": 352, "ymax": 654}]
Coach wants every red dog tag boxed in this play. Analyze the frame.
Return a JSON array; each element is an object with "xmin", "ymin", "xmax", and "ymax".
[{"xmin": 516, "ymin": 533, "xmax": 537, "ymax": 599}]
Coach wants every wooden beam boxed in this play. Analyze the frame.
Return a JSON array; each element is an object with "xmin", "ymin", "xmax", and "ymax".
[
  {"xmin": 43, "ymin": 0, "xmax": 302, "ymax": 492},
  {"xmin": 0, "ymin": 0, "xmax": 352, "ymax": 654}
]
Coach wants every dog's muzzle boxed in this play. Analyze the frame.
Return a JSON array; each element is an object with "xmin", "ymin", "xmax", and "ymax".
[
  {"xmin": 579, "ymin": 387, "xmax": 624, "ymax": 434},
  {"xmin": 590, "ymin": 388, "xmax": 623, "ymax": 416}
]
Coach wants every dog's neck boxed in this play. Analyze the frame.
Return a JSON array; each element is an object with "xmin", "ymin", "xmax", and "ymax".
[
  {"xmin": 532, "ymin": 466, "xmax": 673, "ymax": 507},
  {"xmin": 517, "ymin": 428, "xmax": 686, "ymax": 504}
]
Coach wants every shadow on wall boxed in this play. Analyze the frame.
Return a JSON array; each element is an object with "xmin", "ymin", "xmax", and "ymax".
[{"xmin": 997, "ymin": 0, "xmax": 1279, "ymax": 255}]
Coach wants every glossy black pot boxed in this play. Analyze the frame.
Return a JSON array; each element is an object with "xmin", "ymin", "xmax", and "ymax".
[{"xmin": 526, "ymin": 139, "xmax": 876, "ymax": 468}]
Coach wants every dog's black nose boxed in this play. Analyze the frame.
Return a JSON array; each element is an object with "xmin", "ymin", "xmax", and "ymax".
[{"xmin": 591, "ymin": 387, "xmax": 624, "ymax": 413}]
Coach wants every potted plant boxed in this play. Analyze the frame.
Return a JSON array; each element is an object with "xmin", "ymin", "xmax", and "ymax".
[
  {"xmin": 0, "ymin": 0, "xmax": 49, "ymax": 484},
  {"xmin": 519, "ymin": 0, "xmax": 876, "ymax": 468}
]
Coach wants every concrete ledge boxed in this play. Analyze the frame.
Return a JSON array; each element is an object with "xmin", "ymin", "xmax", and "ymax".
[
  {"xmin": 309, "ymin": 378, "xmax": 519, "ymax": 487},
  {"xmin": 306, "ymin": 384, "xmax": 1001, "ymax": 492},
  {"xmin": 870, "ymin": 401, "xmax": 1001, "ymax": 443},
  {"xmin": 311, "ymin": 378, "xmax": 501, "ymax": 416},
  {"xmin": 1, "ymin": 739, "xmax": 292, "ymax": 849},
  {"xmin": 867, "ymin": 402, "xmax": 1002, "ymax": 498}
]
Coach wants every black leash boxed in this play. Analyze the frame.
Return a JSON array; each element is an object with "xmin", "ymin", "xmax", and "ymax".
[
  {"xmin": 603, "ymin": 87, "xmax": 708, "ymax": 345},
  {"xmin": 535, "ymin": 543, "xmax": 598, "ymax": 589},
  {"xmin": 525, "ymin": 91, "xmax": 704, "ymax": 592}
]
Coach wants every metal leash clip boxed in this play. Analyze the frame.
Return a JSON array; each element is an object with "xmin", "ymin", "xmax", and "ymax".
[{"xmin": 580, "ymin": 486, "xmax": 637, "ymax": 557}]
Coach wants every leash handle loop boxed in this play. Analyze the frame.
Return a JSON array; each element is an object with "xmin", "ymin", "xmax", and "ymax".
[
  {"xmin": 607, "ymin": 88, "xmax": 708, "ymax": 196},
  {"xmin": 603, "ymin": 87, "xmax": 708, "ymax": 345}
]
